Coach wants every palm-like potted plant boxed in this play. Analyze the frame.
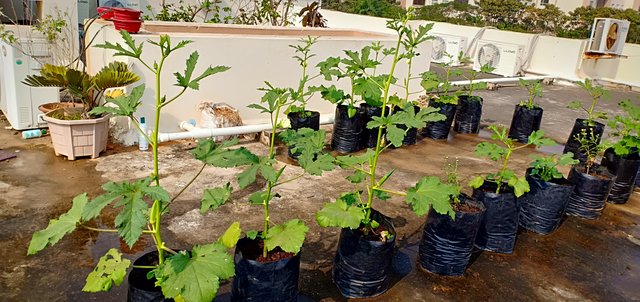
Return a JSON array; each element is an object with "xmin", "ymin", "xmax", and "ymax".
[
  {"xmin": 28, "ymin": 30, "xmax": 244, "ymax": 301},
  {"xmin": 315, "ymin": 15, "xmax": 448, "ymax": 298},
  {"xmin": 565, "ymin": 129, "xmax": 613, "ymax": 219},
  {"xmin": 518, "ymin": 153, "xmax": 578, "ymax": 235},
  {"xmin": 565, "ymin": 79, "xmax": 609, "ymax": 161},
  {"xmin": 454, "ymin": 63, "xmax": 494, "ymax": 134},
  {"xmin": 601, "ymin": 100, "xmax": 640, "ymax": 204},
  {"xmin": 507, "ymin": 79, "xmax": 544, "ymax": 143},
  {"xmin": 469, "ymin": 125, "xmax": 554, "ymax": 253}
]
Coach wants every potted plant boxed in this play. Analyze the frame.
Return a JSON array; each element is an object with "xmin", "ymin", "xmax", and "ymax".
[
  {"xmin": 27, "ymin": 30, "xmax": 244, "ymax": 301},
  {"xmin": 23, "ymin": 62, "xmax": 140, "ymax": 160},
  {"xmin": 469, "ymin": 125, "xmax": 554, "ymax": 253},
  {"xmin": 417, "ymin": 158, "xmax": 486, "ymax": 276},
  {"xmin": 454, "ymin": 63, "xmax": 495, "ymax": 134},
  {"xmin": 227, "ymin": 84, "xmax": 335, "ymax": 301},
  {"xmin": 507, "ymin": 79, "xmax": 544, "ymax": 143},
  {"xmin": 315, "ymin": 14, "xmax": 449, "ymax": 298},
  {"xmin": 518, "ymin": 153, "xmax": 578, "ymax": 235},
  {"xmin": 420, "ymin": 53, "xmax": 460, "ymax": 140},
  {"xmin": 564, "ymin": 79, "xmax": 609, "ymax": 161},
  {"xmin": 286, "ymin": 36, "xmax": 322, "ymax": 132},
  {"xmin": 601, "ymin": 100, "xmax": 640, "ymax": 204},
  {"xmin": 565, "ymin": 129, "xmax": 613, "ymax": 219}
]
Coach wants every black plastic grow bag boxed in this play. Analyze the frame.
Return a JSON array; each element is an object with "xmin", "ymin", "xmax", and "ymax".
[
  {"xmin": 331, "ymin": 105, "xmax": 364, "ymax": 153},
  {"xmin": 565, "ymin": 165, "xmax": 612, "ymax": 219},
  {"xmin": 563, "ymin": 118, "xmax": 605, "ymax": 162},
  {"xmin": 287, "ymin": 111, "xmax": 320, "ymax": 159},
  {"xmin": 128, "ymin": 251, "xmax": 172, "ymax": 302},
  {"xmin": 231, "ymin": 237, "xmax": 301, "ymax": 302},
  {"xmin": 360, "ymin": 103, "xmax": 389, "ymax": 149},
  {"xmin": 418, "ymin": 195, "xmax": 485, "ymax": 276},
  {"xmin": 332, "ymin": 210, "xmax": 395, "ymax": 298},
  {"xmin": 422, "ymin": 101, "xmax": 456, "ymax": 140},
  {"xmin": 453, "ymin": 95, "xmax": 483, "ymax": 134},
  {"xmin": 601, "ymin": 148, "xmax": 640, "ymax": 204},
  {"xmin": 518, "ymin": 170, "xmax": 574, "ymax": 235},
  {"xmin": 507, "ymin": 105, "xmax": 543, "ymax": 143},
  {"xmin": 472, "ymin": 182, "xmax": 518, "ymax": 254}
]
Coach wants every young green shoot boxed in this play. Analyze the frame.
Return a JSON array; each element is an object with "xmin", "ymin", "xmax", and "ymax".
[
  {"xmin": 567, "ymin": 79, "xmax": 610, "ymax": 125},
  {"xmin": 420, "ymin": 52, "xmax": 462, "ymax": 105},
  {"xmin": 462, "ymin": 62, "xmax": 495, "ymax": 98},
  {"xmin": 529, "ymin": 153, "xmax": 579, "ymax": 182},
  {"xmin": 574, "ymin": 128, "xmax": 609, "ymax": 175},
  {"xmin": 518, "ymin": 79, "xmax": 543, "ymax": 109},
  {"xmin": 608, "ymin": 99, "xmax": 640, "ymax": 157},
  {"xmin": 287, "ymin": 36, "xmax": 322, "ymax": 116}
]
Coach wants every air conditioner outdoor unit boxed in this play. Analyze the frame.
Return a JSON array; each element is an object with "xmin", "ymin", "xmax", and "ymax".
[
  {"xmin": 0, "ymin": 39, "xmax": 59, "ymax": 130},
  {"xmin": 588, "ymin": 18, "xmax": 629, "ymax": 55},
  {"xmin": 431, "ymin": 33, "xmax": 468, "ymax": 66},
  {"xmin": 473, "ymin": 40, "xmax": 524, "ymax": 77}
]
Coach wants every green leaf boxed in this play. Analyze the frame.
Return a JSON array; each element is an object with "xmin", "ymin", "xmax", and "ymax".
[
  {"xmin": 90, "ymin": 84, "xmax": 146, "ymax": 117},
  {"xmin": 299, "ymin": 153, "xmax": 335, "ymax": 176},
  {"xmin": 335, "ymin": 149, "xmax": 374, "ymax": 168},
  {"xmin": 82, "ymin": 248, "xmax": 131, "ymax": 292},
  {"xmin": 259, "ymin": 159, "xmax": 278, "ymax": 183},
  {"xmin": 265, "ymin": 219, "xmax": 309, "ymax": 254},
  {"xmin": 567, "ymin": 100, "xmax": 582, "ymax": 109},
  {"xmin": 238, "ymin": 164, "xmax": 259, "ymax": 189},
  {"xmin": 219, "ymin": 222, "xmax": 241, "ymax": 249},
  {"xmin": 319, "ymin": 85, "xmax": 347, "ymax": 104},
  {"xmin": 200, "ymin": 183, "xmax": 232, "ymax": 213},
  {"xmin": 507, "ymin": 175, "xmax": 530, "ymax": 197},
  {"xmin": 346, "ymin": 170, "xmax": 365, "ymax": 183},
  {"xmin": 316, "ymin": 198, "xmax": 365, "ymax": 229},
  {"xmin": 468, "ymin": 176, "xmax": 485, "ymax": 189},
  {"xmin": 154, "ymin": 243, "xmax": 234, "ymax": 302},
  {"xmin": 192, "ymin": 139, "xmax": 258, "ymax": 168},
  {"xmin": 406, "ymin": 176, "xmax": 456, "ymax": 218},
  {"xmin": 248, "ymin": 190, "xmax": 267, "ymax": 205},
  {"xmin": 527, "ymin": 130, "xmax": 555, "ymax": 147},
  {"xmin": 475, "ymin": 142, "xmax": 505, "ymax": 161},
  {"xmin": 386, "ymin": 125, "xmax": 405, "ymax": 148},
  {"xmin": 114, "ymin": 190, "xmax": 148, "ymax": 248},
  {"xmin": 28, "ymin": 193, "xmax": 88, "ymax": 255},
  {"xmin": 246, "ymin": 230, "xmax": 259, "ymax": 240}
]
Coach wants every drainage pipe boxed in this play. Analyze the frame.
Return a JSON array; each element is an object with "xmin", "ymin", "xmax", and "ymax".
[
  {"xmin": 448, "ymin": 75, "xmax": 550, "ymax": 87},
  {"xmin": 158, "ymin": 114, "xmax": 335, "ymax": 142}
]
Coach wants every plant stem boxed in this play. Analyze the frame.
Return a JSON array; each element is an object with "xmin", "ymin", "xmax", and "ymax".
[
  {"xmin": 262, "ymin": 100, "xmax": 282, "ymax": 258},
  {"xmin": 152, "ymin": 55, "xmax": 166, "ymax": 265},
  {"xmin": 496, "ymin": 148, "xmax": 513, "ymax": 193},
  {"xmin": 167, "ymin": 163, "xmax": 207, "ymax": 204},
  {"xmin": 274, "ymin": 172, "xmax": 305, "ymax": 187},
  {"xmin": 374, "ymin": 187, "xmax": 407, "ymax": 196},
  {"xmin": 80, "ymin": 225, "xmax": 118, "ymax": 233}
]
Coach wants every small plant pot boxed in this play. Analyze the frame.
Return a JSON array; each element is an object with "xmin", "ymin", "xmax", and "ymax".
[
  {"xmin": 453, "ymin": 95, "xmax": 482, "ymax": 134},
  {"xmin": 37, "ymin": 102, "xmax": 84, "ymax": 114},
  {"xmin": 391, "ymin": 105, "xmax": 421, "ymax": 146},
  {"xmin": 331, "ymin": 105, "xmax": 364, "ymax": 153},
  {"xmin": 565, "ymin": 165, "xmax": 612, "ymax": 219},
  {"xmin": 128, "ymin": 251, "xmax": 173, "ymax": 302},
  {"xmin": 112, "ymin": 7, "xmax": 142, "ymax": 20},
  {"xmin": 472, "ymin": 182, "xmax": 518, "ymax": 254},
  {"xmin": 601, "ymin": 148, "xmax": 640, "ymax": 204},
  {"xmin": 286, "ymin": 110, "xmax": 320, "ymax": 160},
  {"xmin": 418, "ymin": 195, "xmax": 485, "ymax": 276},
  {"xmin": 518, "ymin": 170, "xmax": 574, "ymax": 235},
  {"xmin": 332, "ymin": 210, "xmax": 395, "ymax": 298},
  {"xmin": 43, "ymin": 110, "xmax": 110, "ymax": 160},
  {"xmin": 359, "ymin": 103, "xmax": 389, "ymax": 149},
  {"xmin": 231, "ymin": 237, "xmax": 301, "ymax": 302},
  {"xmin": 112, "ymin": 18, "xmax": 143, "ymax": 34},
  {"xmin": 422, "ymin": 101, "xmax": 456, "ymax": 140},
  {"xmin": 97, "ymin": 7, "xmax": 114, "ymax": 20},
  {"xmin": 507, "ymin": 105, "xmax": 543, "ymax": 143},
  {"xmin": 563, "ymin": 118, "xmax": 605, "ymax": 162}
]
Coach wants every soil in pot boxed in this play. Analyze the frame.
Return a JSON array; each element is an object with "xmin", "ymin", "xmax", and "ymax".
[
  {"xmin": 563, "ymin": 119, "xmax": 605, "ymax": 162},
  {"xmin": 419, "ymin": 195, "xmax": 485, "ymax": 276},
  {"xmin": 286, "ymin": 111, "xmax": 320, "ymax": 159},
  {"xmin": 422, "ymin": 101, "xmax": 456, "ymax": 140},
  {"xmin": 331, "ymin": 105, "xmax": 364, "ymax": 153},
  {"xmin": 360, "ymin": 103, "xmax": 388, "ymax": 149},
  {"xmin": 453, "ymin": 95, "xmax": 483, "ymax": 134},
  {"xmin": 507, "ymin": 105, "xmax": 543, "ymax": 143},
  {"xmin": 332, "ymin": 210, "xmax": 395, "ymax": 298},
  {"xmin": 128, "ymin": 251, "xmax": 173, "ymax": 302},
  {"xmin": 601, "ymin": 148, "xmax": 640, "ymax": 204},
  {"xmin": 472, "ymin": 182, "xmax": 518, "ymax": 254},
  {"xmin": 565, "ymin": 165, "xmax": 612, "ymax": 219},
  {"xmin": 231, "ymin": 237, "xmax": 301, "ymax": 302},
  {"xmin": 518, "ymin": 170, "xmax": 574, "ymax": 235}
]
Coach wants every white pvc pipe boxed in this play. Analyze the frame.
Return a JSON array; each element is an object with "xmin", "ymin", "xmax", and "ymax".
[
  {"xmin": 449, "ymin": 75, "xmax": 550, "ymax": 86},
  {"xmin": 158, "ymin": 114, "xmax": 335, "ymax": 142}
]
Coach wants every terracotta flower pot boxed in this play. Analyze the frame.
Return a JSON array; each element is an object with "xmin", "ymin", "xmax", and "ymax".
[
  {"xmin": 43, "ymin": 110, "xmax": 110, "ymax": 160},
  {"xmin": 112, "ymin": 7, "xmax": 142, "ymax": 20},
  {"xmin": 112, "ymin": 18, "xmax": 143, "ymax": 34},
  {"xmin": 38, "ymin": 102, "xmax": 84, "ymax": 114},
  {"xmin": 97, "ymin": 7, "xmax": 114, "ymax": 20}
]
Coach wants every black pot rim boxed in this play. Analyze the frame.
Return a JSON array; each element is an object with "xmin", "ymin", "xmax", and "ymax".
[
  {"xmin": 454, "ymin": 194, "xmax": 486, "ymax": 214},
  {"xmin": 605, "ymin": 147, "xmax": 640, "ymax": 160},
  {"xmin": 235, "ymin": 236, "xmax": 301, "ymax": 265},
  {"xmin": 575, "ymin": 118, "xmax": 605, "ymax": 128},
  {"xmin": 287, "ymin": 110, "xmax": 319, "ymax": 119},
  {"xmin": 571, "ymin": 165, "xmax": 612, "ymax": 181},
  {"xmin": 526, "ymin": 168, "xmax": 572, "ymax": 187},
  {"xmin": 515, "ymin": 104, "xmax": 543, "ymax": 111}
]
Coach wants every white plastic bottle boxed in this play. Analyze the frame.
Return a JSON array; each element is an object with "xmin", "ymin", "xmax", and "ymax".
[{"xmin": 139, "ymin": 117, "xmax": 149, "ymax": 151}]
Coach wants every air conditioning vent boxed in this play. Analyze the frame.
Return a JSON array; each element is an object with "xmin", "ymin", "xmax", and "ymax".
[
  {"xmin": 431, "ymin": 34, "xmax": 468, "ymax": 66},
  {"xmin": 473, "ymin": 40, "xmax": 524, "ymax": 77},
  {"xmin": 588, "ymin": 18, "xmax": 629, "ymax": 55}
]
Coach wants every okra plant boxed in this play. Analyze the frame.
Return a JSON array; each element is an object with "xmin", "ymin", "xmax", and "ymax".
[
  {"xmin": 469, "ymin": 125, "xmax": 555, "ymax": 197},
  {"xmin": 420, "ymin": 52, "xmax": 461, "ymax": 105},
  {"xmin": 608, "ymin": 99, "xmax": 640, "ymax": 156},
  {"xmin": 518, "ymin": 79, "xmax": 543, "ymax": 109},
  {"xmin": 286, "ymin": 36, "xmax": 322, "ymax": 117},
  {"xmin": 529, "ymin": 153, "xmax": 579, "ymax": 182},
  {"xmin": 316, "ymin": 13, "xmax": 454, "ymax": 234},
  {"xmin": 28, "ymin": 30, "xmax": 245, "ymax": 301},
  {"xmin": 567, "ymin": 79, "xmax": 610, "ymax": 125},
  {"xmin": 462, "ymin": 63, "xmax": 495, "ymax": 98}
]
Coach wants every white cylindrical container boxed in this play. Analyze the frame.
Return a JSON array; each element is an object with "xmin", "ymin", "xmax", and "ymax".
[{"xmin": 138, "ymin": 117, "xmax": 148, "ymax": 151}]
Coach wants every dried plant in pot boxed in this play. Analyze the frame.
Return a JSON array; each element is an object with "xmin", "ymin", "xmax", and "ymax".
[
  {"xmin": 508, "ymin": 79, "xmax": 544, "ymax": 143},
  {"xmin": 23, "ymin": 62, "xmax": 140, "ymax": 159},
  {"xmin": 27, "ymin": 30, "xmax": 244, "ymax": 302},
  {"xmin": 315, "ymin": 14, "xmax": 450, "ymax": 298},
  {"xmin": 469, "ymin": 125, "xmax": 555, "ymax": 253}
]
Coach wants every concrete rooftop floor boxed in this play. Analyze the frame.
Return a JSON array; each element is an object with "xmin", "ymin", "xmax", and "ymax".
[{"xmin": 1, "ymin": 82, "xmax": 639, "ymax": 301}]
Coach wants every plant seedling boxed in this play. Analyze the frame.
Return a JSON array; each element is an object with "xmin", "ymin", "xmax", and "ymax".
[
  {"xmin": 567, "ymin": 79, "xmax": 610, "ymax": 125},
  {"xmin": 419, "ymin": 52, "xmax": 462, "ymax": 105},
  {"xmin": 461, "ymin": 59, "xmax": 495, "ymax": 98},
  {"xmin": 469, "ymin": 125, "xmax": 555, "ymax": 197},
  {"xmin": 529, "ymin": 153, "xmax": 579, "ymax": 182},
  {"xmin": 316, "ymin": 12, "xmax": 453, "ymax": 235},
  {"xmin": 28, "ymin": 30, "xmax": 245, "ymax": 301},
  {"xmin": 286, "ymin": 36, "xmax": 322, "ymax": 117},
  {"xmin": 574, "ymin": 129, "xmax": 610, "ymax": 175},
  {"xmin": 518, "ymin": 79, "xmax": 543, "ymax": 109},
  {"xmin": 608, "ymin": 99, "xmax": 640, "ymax": 157}
]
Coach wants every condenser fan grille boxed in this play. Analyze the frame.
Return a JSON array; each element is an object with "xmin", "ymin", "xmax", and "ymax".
[{"xmin": 476, "ymin": 43, "xmax": 501, "ymax": 68}]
